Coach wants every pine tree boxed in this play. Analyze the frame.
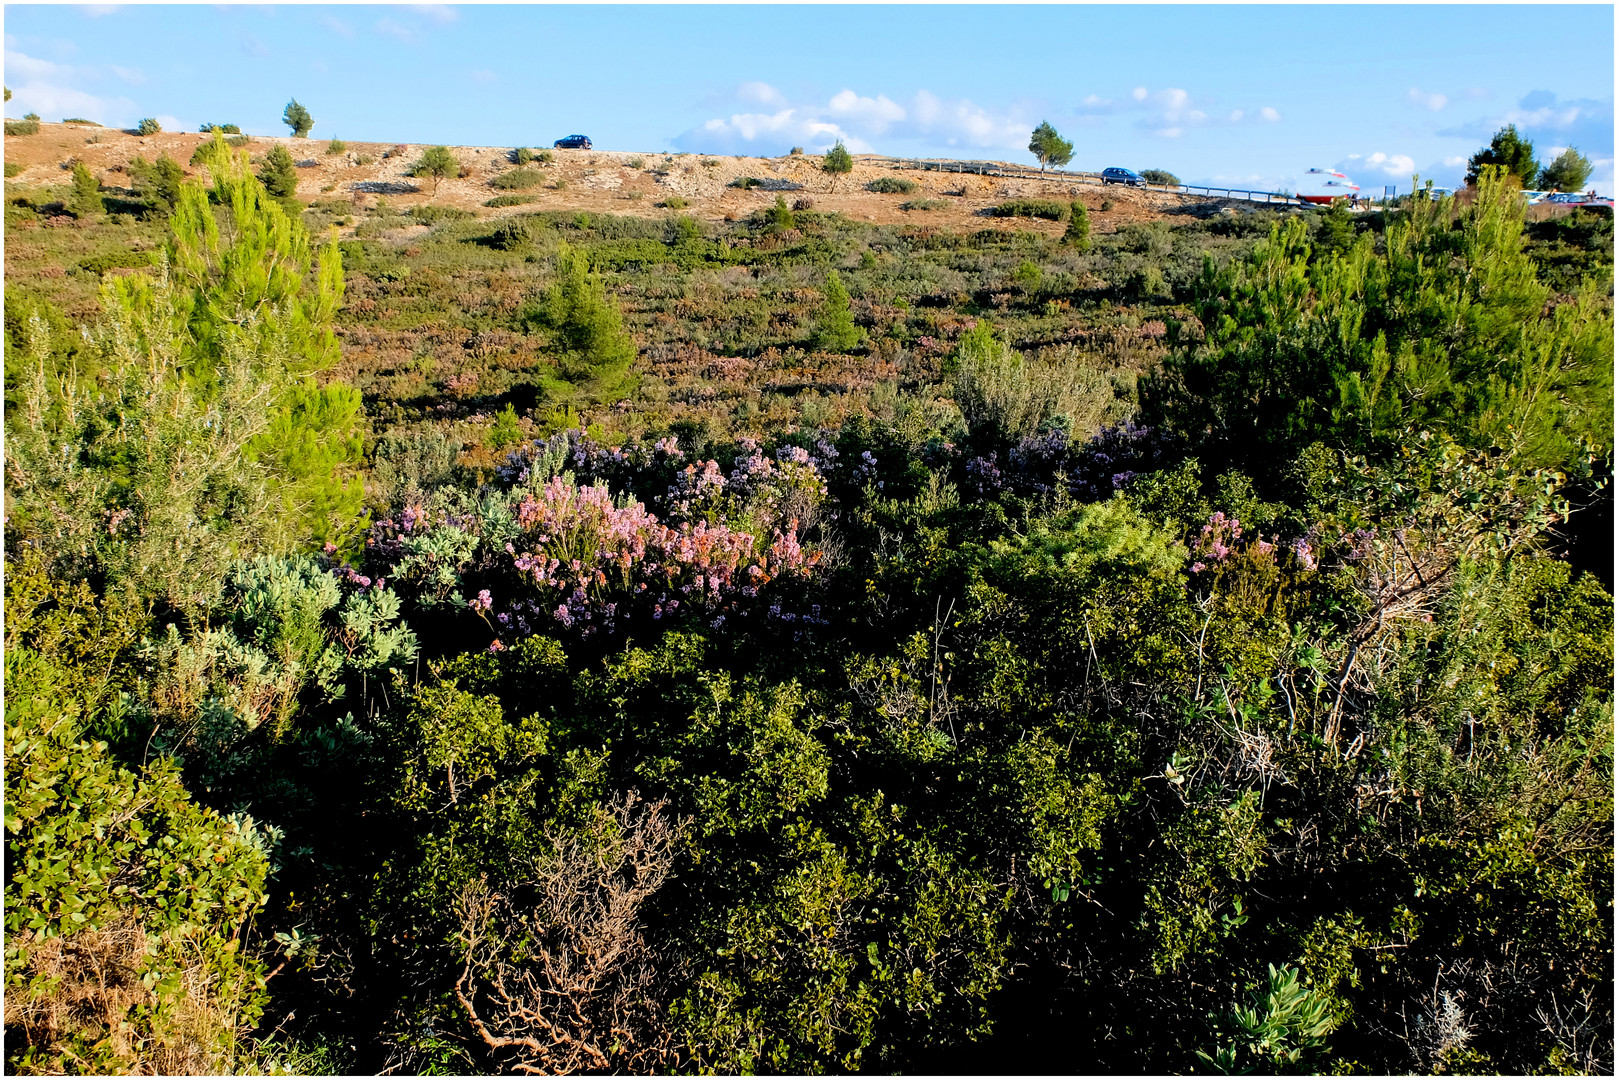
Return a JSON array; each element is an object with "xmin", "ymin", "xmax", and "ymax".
[
  {"xmin": 1064, "ymin": 200, "xmax": 1091, "ymax": 251},
  {"xmin": 257, "ymin": 144, "xmax": 299, "ymax": 200},
  {"xmin": 1537, "ymin": 147, "xmax": 1593, "ymax": 193},
  {"xmin": 811, "ymin": 270, "xmax": 864, "ymax": 352},
  {"xmin": 69, "ymin": 160, "xmax": 103, "ymax": 218},
  {"xmin": 408, "ymin": 146, "xmax": 460, "ymax": 194},
  {"xmin": 542, "ymin": 242, "xmax": 637, "ymax": 399},
  {"xmin": 1466, "ymin": 124, "xmax": 1539, "ymax": 187},
  {"xmin": 283, "ymin": 98, "xmax": 314, "ymax": 138},
  {"xmin": 1029, "ymin": 121, "xmax": 1074, "ymax": 172},
  {"xmin": 822, "ymin": 141, "xmax": 853, "ymax": 192}
]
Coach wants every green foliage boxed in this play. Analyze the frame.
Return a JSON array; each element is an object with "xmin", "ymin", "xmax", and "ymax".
[
  {"xmin": 282, "ymin": 98, "xmax": 313, "ymax": 138},
  {"xmin": 1538, "ymin": 146, "xmax": 1593, "ymax": 192},
  {"xmin": 407, "ymin": 146, "xmax": 459, "ymax": 192},
  {"xmin": 1064, "ymin": 199, "xmax": 1091, "ymax": 250},
  {"xmin": 129, "ymin": 153, "xmax": 186, "ymax": 217},
  {"xmin": 256, "ymin": 143, "xmax": 299, "ymax": 200},
  {"xmin": 1142, "ymin": 169, "xmax": 1613, "ymax": 479},
  {"xmin": 484, "ymin": 193, "xmax": 535, "ymax": 208},
  {"xmin": 867, "ymin": 175, "xmax": 919, "ymax": 194},
  {"xmin": 660, "ymin": 194, "xmax": 688, "ymax": 210},
  {"xmin": 533, "ymin": 242, "xmax": 637, "ymax": 395},
  {"xmin": 1028, "ymin": 120, "xmax": 1074, "ymax": 171},
  {"xmin": 1197, "ymin": 965, "xmax": 1337, "ymax": 1072},
  {"xmin": 1467, "ymin": 122, "xmax": 1538, "ymax": 186},
  {"xmin": 822, "ymin": 140, "xmax": 853, "ymax": 190},
  {"xmin": 5, "ymin": 117, "xmax": 40, "ymax": 136},
  {"xmin": 326, "ymin": 137, "xmax": 346, "ymax": 155},
  {"xmin": 409, "ymin": 204, "xmax": 472, "ymax": 225},
  {"xmin": 68, "ymin": 160, "xmax": 103, "ymax": 219},
  {"xmin": 1141, "ymin": 168, "xmax": 1180, "ymax": 186},
  {"xmin": 487, "ymin": 402, "xmax": 521, "ymax": 450},
  {"xmin": 900, "ymin": 198, "xmax": 944, "ymax": 211},
  {"xmin": 4, "ymin": 647, "xmax": 271, "ymax": 1074},
  {"xmin": 5, "ymin": 161, "xmax": 23, "ymax": 177},
  {"xmin": 512, "ymin": 146, "xmax": 535, "ymax": 165},
  {"xmin": 135, "ymin": 117, "xmax": 161, "ymax": 136},
  {"xmin": 993, "ymin": 198, "xmax": 1069, "ymax": 221},
  {"xmin": 489, "ymin": 167, "xmax": 543, "ymax": 190},
  {"xmin": 489, "ymin": 215, "xmax": 535, "ymax": 251},
  {"xmin": 201, "ymin": 123, "xmax": 242, "ymax": 134},
  {"xmin": 811, "ymin": 269, "xmax": 864, "ymax": 352},
  {"xmin": 764, "ymin": 192, "xmax": 796, "ymax": 232}
]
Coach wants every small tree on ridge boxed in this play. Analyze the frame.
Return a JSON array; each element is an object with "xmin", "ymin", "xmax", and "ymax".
[{"xmin": 283, "ymin": 98, "xmax": 314, "ymax": 138}]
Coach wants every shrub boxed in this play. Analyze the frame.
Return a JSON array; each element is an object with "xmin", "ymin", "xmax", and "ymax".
[
  {"xmin": 1100, "ymin": 198, "xmax": 1113, "ymax": 211},
  {"xmin": 487, "ymin": 403, "xmax": 522, "ymax": 450},
  {"xmin": 490, "ymin": 216, "xmax": 536, "ymax": 251},
  {"xmin": 793, "ymin": 196, "xmax": 815, "ymax": 211},
  {"xmin": 729, "ymin": 176, "xmax": 761, "ymax": 189},
  {"xmin": 411, "ymin": 204, "xmax": 472, "ymax": 225},
  {"xmin": 129, "ymin": 153, "xmax": 185, "ymax": 215},
  {"xmin": 701, "ymin": 158, "xmax": 720, "ymax": 168},
  {"xmin": 764, "ymin": 194, "xmax": 795, "ymax": 232},
  {"xmin": 627, "ymin": 156, "xmax": 644, "ymax": 169},
  {"xmin": 406, "ymin": 146, "xmax": 459, "ymax": 193},
  {"xmin": 486, "ymin": 193, "xmax": 537, "ymax": 208},
  {"xmin": 900, "ymin": 198, "xmax": 944, "ymax": 212},
  {"xmin": 491, "ymin": 168, "xmax": 544, "ymax": 191},
  {"xmin": 62, "ymin": 117, "xmax": 99, "ymax": 126},
  {"xmin": 69, "ymin": 160, "xmax": 103, "ymax": 218},
  {"xmin": 1140, "ymin": 169, "xmax": 1180, "ymax": 186},
  {"xmin": 536, "ymin": 149, "xmax": 554, "ymax": 165},
  {"xmin": 822, "ymin": 140, "xmax": 853, "ymax": 190},
  {"xmin": 354, "ymin": 152, "xmax": 375, "ymax": 165},
  {"xmin": 811, "ymin": 269, "xmax": 864, "ymax": 352},
  {"xmin": 993, "ymin": 199, "xmax": 1069, "ymax": 221},
  {"xmin": 6, "ymin": 118, "xmax": 40, "ymax": 136},
  {"xmin": 513, "ymin": 147, "xmax": 535, "ymax": 165},
  {"xmin": 77, "ymin": 250, "xmax": 153, "ymax": 275},
  {"xmin": 282, "ymin": 98, "xmax": 313, "ymax": 138},
  {"xmin": 1064, "ymin": 200, "xmax": 1091, "ymax": 250},
  {"xmin": 660, "ymin": 195, "xmax": 688, "ymax": 210},
  {"xmin": 789, "ymin": 146, "xmax": 804, "ymax": 156},
  {"xmin": 867, "ymin": 176, "xmax": 919, "ymax": 194},
  {"xmin": 327, "ymin": 137, "xmax": 346, "ymax": 154},
  {"xmin": 135, "ymin": 117, "xmax": 161, "ymax": 136},
  {"xmin": 257, "ymin": 144, "xmax": 299, "ymax": 199},
  {"xmin": 5, "ymin": 162, "xmax": 23, "ymax": 177},
  {"xmin": 199, "ymin": 123, "xmax": 241, "ymax": 134}
]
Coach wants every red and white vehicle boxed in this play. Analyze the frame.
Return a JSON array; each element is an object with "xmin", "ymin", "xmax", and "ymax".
[{"xmin": 1297, "ymin": 168, "xmax": 1360, "ymax": 205}]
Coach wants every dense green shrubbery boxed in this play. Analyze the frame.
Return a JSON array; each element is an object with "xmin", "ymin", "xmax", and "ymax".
[
  {"xmin": 5, "ymin": 117, "xmax": 40, "ymax": 136},
  {"xmin": 867, "ymin": 175, "xmax": 919, "ymax": 194},
  {"xmin": 993, "ymin": 198, "xmax": 1070, "ymax": 221},
  {"xmin": 135, "ymin": 117, "xmax": 161, "ymax": 135},
  {"xmin": 490, "ymin": 168, "xmax": 544, "ymax": 190},
  {"xmin": 3, "ymin": 135, "xmax": 1613, "ymax": 1077},
  {"xmin": 484, "ymin": 193, "xmax": 536, "ymax": 207}
]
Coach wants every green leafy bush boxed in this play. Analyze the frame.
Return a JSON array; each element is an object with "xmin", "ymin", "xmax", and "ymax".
[
  {"xmin": 900, "ymin": 198, "xmax": 945, "ymax": 211},
  {"xmin": 810, "ymin": 269, "xmax": 864, "ymax": 352},
  {"xmin": 867, "ymin": 176, "xmax": 919, "ymax": 194},
  {"xmin": 992, "ymin": 199, "xmax": 1069, "ymax": 221},
  {"xmin": 490, "ymin": 216, "xmax": 536, "ymax": 251},
  {"xmin": 327, "ymin": 137, "xmax": 346, "ymax": 155},
  {"xmin": 5, "ymin": 117, "xmax": 40, "ymax": 136},
  {"xmin": 491, "ymin": 168, "xmax": 544, "ymax": 191},
  {"xmin": 485, "ymin": 193, "xmax": 536, "ymax": 207},
  {"xmin": 410, "ymin": 204, "xmax": 472, "ymax": 225},
  {"xmin": 135, "ymin": 117, "xmax": 161, "ymax": 135},
  {"xmin": 282, "ymin": 98, "xmax": 313, "ymax": 138},
  {"xmin": 660, "ymin": 195, "xmax": 688, "ymax": 210},
  {"xmin": 4, "ymin": 161, "xmax": 22, "ymax": 177},
  {"xmin": 1064, "ymin": 200, "xmax": 1091, "ymax": 249}
]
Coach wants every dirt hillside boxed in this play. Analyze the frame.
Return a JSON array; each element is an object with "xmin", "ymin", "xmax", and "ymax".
[{"xmin": 4, "ymin": 122, "xmax": 1275, "ymax": 239}]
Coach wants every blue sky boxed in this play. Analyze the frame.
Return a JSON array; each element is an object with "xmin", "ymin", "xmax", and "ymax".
[{"xmin": 4, "ymin": 4, "xmax": 1613, "ymax": 195}]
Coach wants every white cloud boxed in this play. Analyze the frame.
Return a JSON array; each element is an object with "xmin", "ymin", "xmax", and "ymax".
[
  {"xmin": 1407, "ymin": 87, "xmax": 1448, "ymax": 111},
  {"xmin": 407, "ymin": 4, "xmax": 458, "ymax": 23},
  {"xmin": 1227, "ymin": 109, "xmax": 1244, "ymax": 122},
  {"xmin": 677, "ymin": 84, "xmax": 1027, "ymax": 155},
  {"xmin": 1351, "ymin": 151, "xmax": 1418, "ymax": 178},
  {"xmin": 1443, "ymin": 155, "xmax": 1465, "ymax": 167},
  {"xmin": 736, "ymin": 81, "xmax": 785, "ymax": 107},
  {"xmin": 1260, "ymin": 106, "xmax": 1281, "ymax": 123},
  {"xmin": 77, "ymin": 5, "xmax": 120, "ymax": 16},
  {"xmin": 1154, "ymin": 127, "xmax": 1183, "ymax": 139},
  {"xmin": 1131, "ymin": 86, "xmax": 1148, "ymax": 101},
  {"xmin": 109, "ymin": 65, "xmax": 143, "ymax": 84},
  {"xmin": 2, "ymin": 47, "xmax": 139, "ymax": 126},
  {"xmin": 154, "ymin": 113, "xmax": 180, "ymax": 132},
  {"xmin": 317, "ymin": 14, "xmax": 354, "ymax": 37}
]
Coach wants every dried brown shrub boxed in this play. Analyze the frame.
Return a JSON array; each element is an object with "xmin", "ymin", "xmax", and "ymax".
[{"xmin": 453, "ymin": 792, "xmax": 685, "ymax": 1075}]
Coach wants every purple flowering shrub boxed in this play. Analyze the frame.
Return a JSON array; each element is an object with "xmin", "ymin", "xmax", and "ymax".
[
  {"xmin": 1185, "ymin": 509, "xmax": 1383, "ymax": 620},
  {"xmin": 963, "ymin": 420, "xmax": 1179, "ymax": 502},
  {"xmin": 359, "ymin": 430, "xmax": 830, "ymax": 646}
]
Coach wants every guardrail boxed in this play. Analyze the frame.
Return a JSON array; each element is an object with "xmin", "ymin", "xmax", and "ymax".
[{"xmin": 872, "ymin": 156, "xmax": 1305, "ymax": 206}]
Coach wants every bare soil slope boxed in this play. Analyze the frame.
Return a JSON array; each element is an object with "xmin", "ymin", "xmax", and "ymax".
[{"xmin": 5, "ymin": 123, "xmax": 1259, "ymax": 239}]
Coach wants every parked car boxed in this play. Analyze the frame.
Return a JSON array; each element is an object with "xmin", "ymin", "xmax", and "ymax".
[
  {"xmin": 554, "ymin": 134, "xmax": 592, "ymax": 150},
  {"xmin": 1102, "ymin": 167, "xmax": 1144, "ymax": 187}
]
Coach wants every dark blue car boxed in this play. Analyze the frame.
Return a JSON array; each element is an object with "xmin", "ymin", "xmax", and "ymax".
[
  {"xmin": 554, "ymin": 134, "xmax": 592, "ymax": 150},
  {"xmin": 1102, "ymin": 167, "xmax": 1144, "ymax": 187}
]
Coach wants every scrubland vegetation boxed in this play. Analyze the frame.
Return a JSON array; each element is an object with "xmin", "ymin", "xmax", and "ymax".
[{"xmin": 4, "ymin": 130, "xmax": 1614, "ymax": 1075}]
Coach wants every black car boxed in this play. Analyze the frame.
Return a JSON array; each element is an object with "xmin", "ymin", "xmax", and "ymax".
[
  {"xmin": 1102, "ymin": 167, "xmax": 1144, "ymax": 187},
  {"xmin": 554, "ymin": 134, "xmax": 592, "ymax": 150}
]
